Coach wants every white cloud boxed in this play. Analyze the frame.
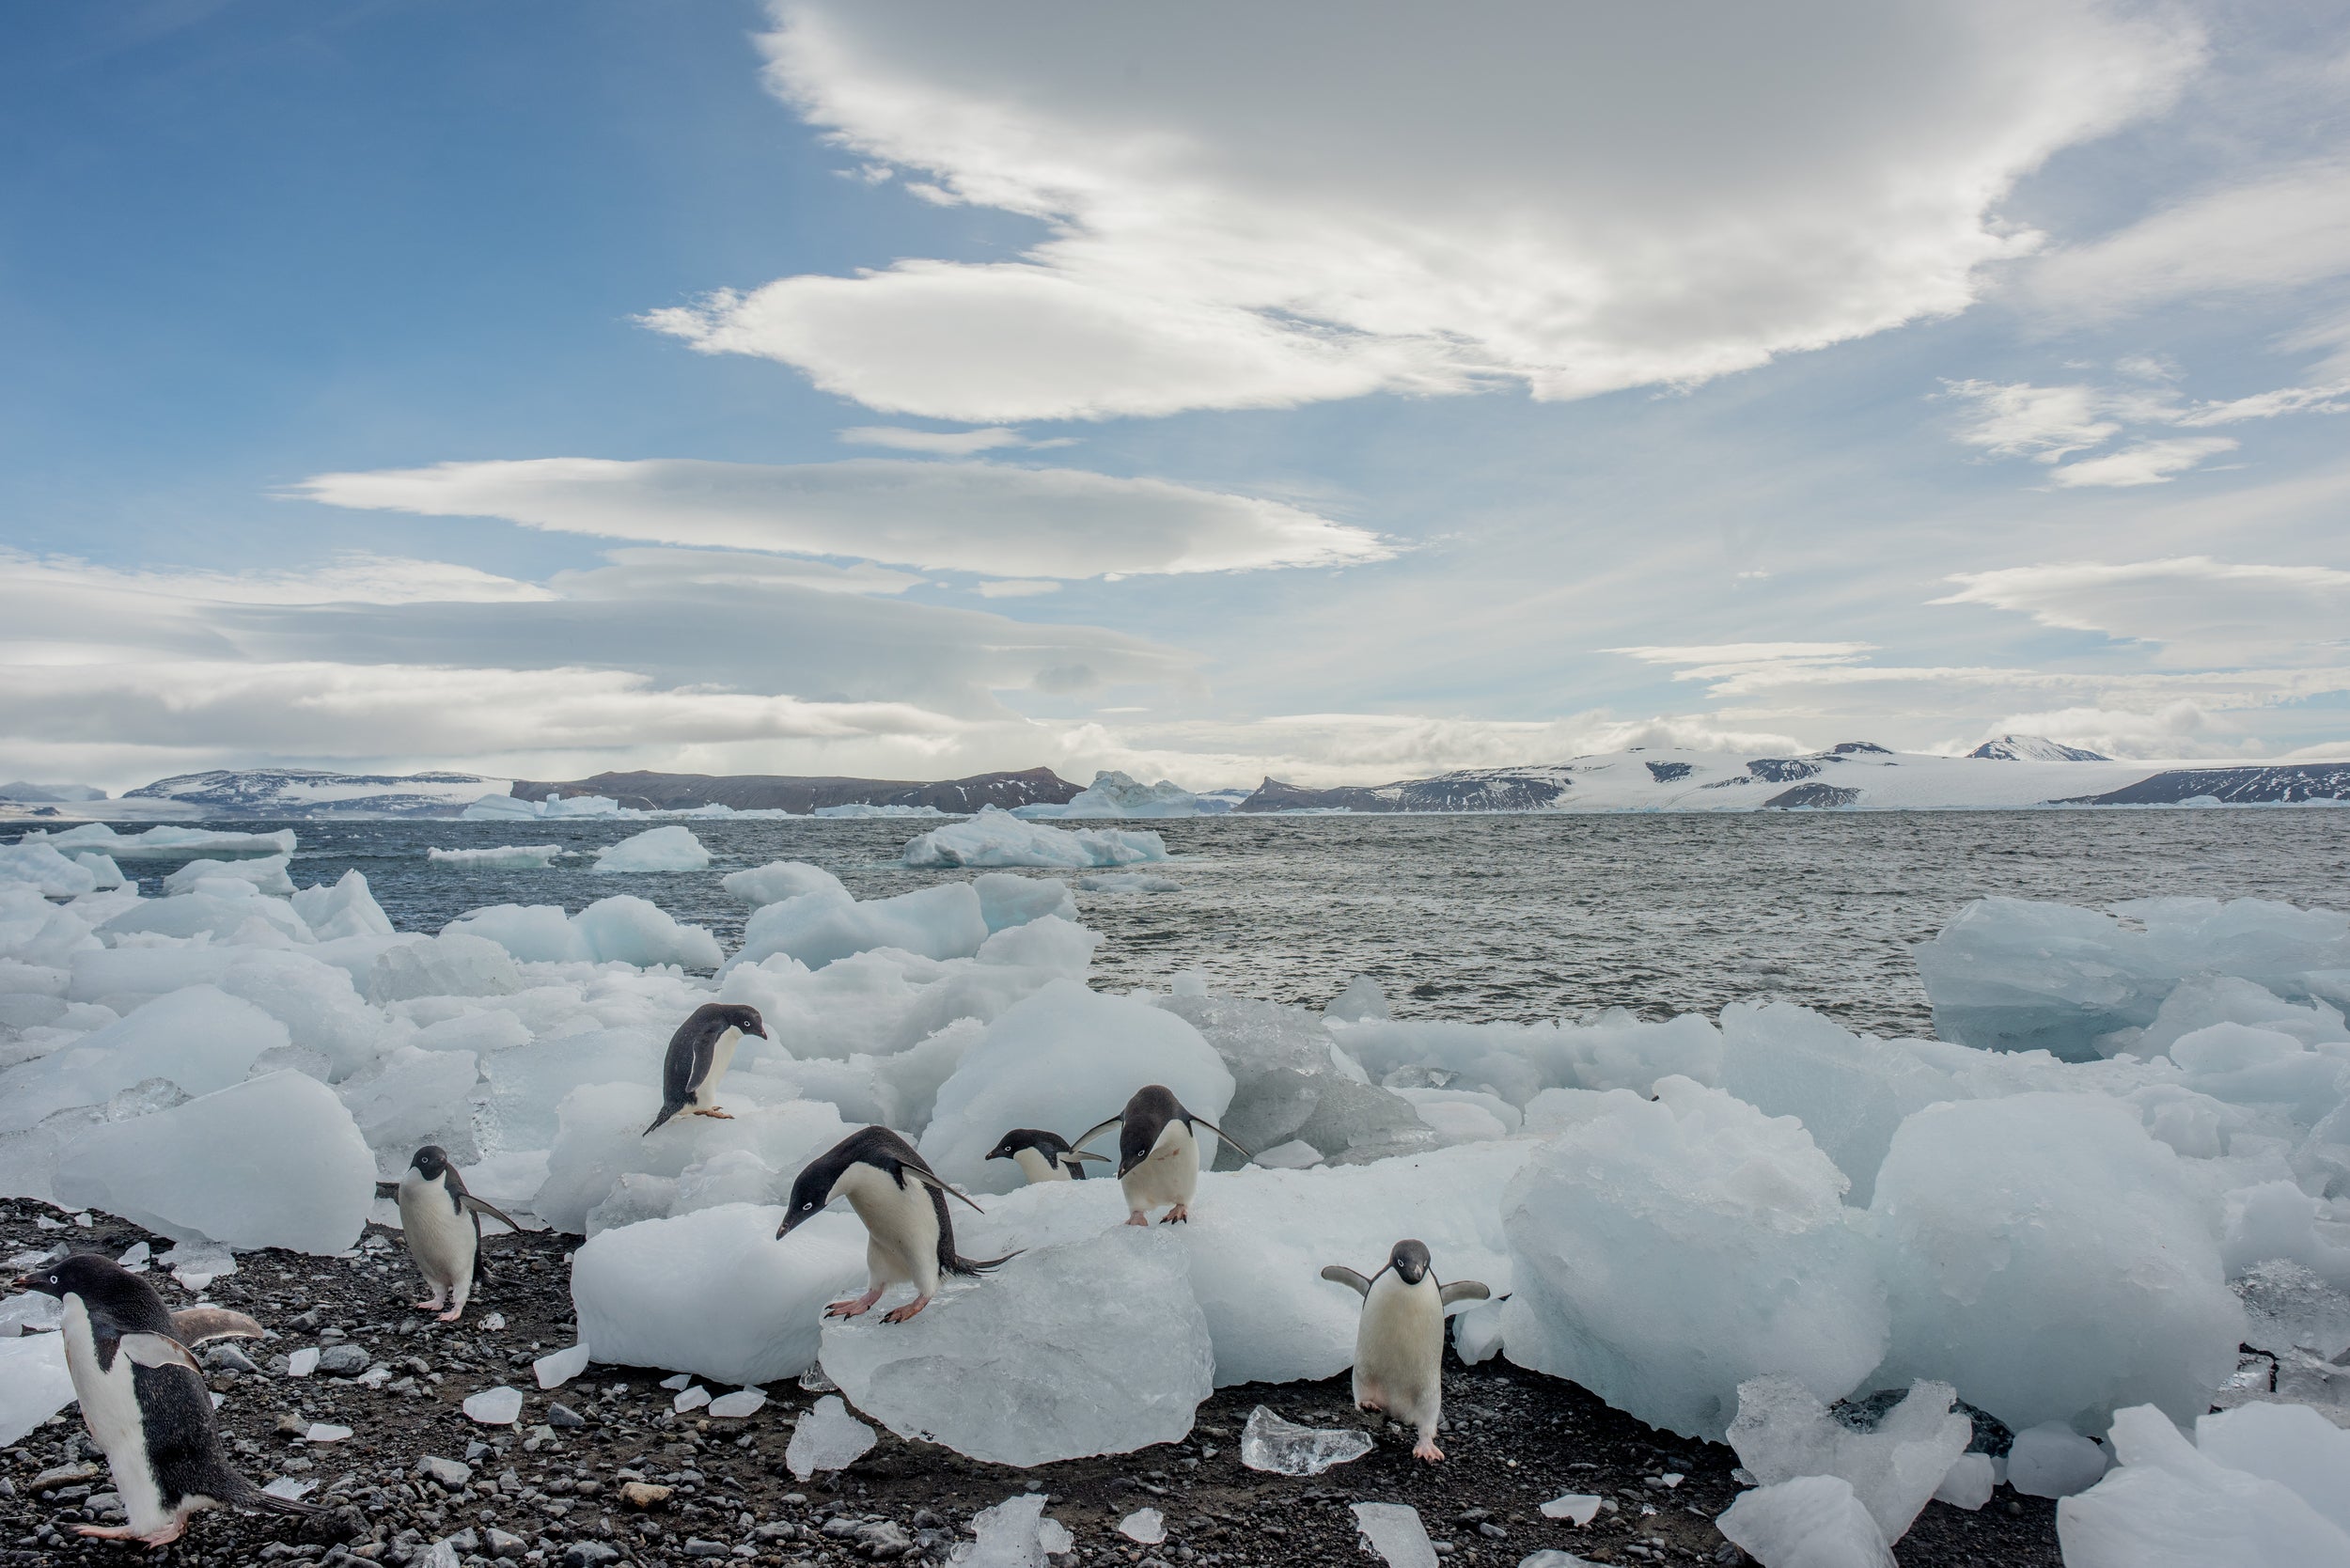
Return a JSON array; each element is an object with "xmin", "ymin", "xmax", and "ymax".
[
  {"xmin": 970, "ymin": 579, "xmax": 1059, "ymax": 598},
  {"xmin": 2170, "ymin": 381, "xmax": 2350, "ymax": 426},
  {"xmin": 292, "ymin": 457, "xmax": 1391, "ymax": 579},
  {"xmin": 1939, "ymin": 379, "xmax": 2119, "ymax": 461},
  {"xmin": 1936, "ymin": 557, "xmax": 2350, "ymax": 664},
  {"xmin": 1971, "ymin": 700, "xmax": 2224, "ymax": 760},
  {"xmin": 2046, "ymin": 435, "xmax": 2238, "ymax": 488},
  {"xmin": 837, "ymin": 425, "xmax": 1047, "ymax": 454},
  {"xmin": 640, "ymin": 0, "xmax": 2199, "ymax": 421},
  {"xmin": 2026, "ymin": 157, "xmax": 2350, "ymax": 320},
  {"xmin": 0, "ymin": 549, "xmax": 554, "ymax": 606}
]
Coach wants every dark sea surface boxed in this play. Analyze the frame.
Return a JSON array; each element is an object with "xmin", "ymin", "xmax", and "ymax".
[{"xmin": 89, "ymin": 808, "xmax": 2350, "ymax": 1041}]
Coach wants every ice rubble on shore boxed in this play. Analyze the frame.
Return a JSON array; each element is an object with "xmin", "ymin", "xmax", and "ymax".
[
  {"xmin": 901, "ymin": 807, "xmax": 1168, "ymax": 869},
  {"xmin": 4, "ymin": 840, "xmax": 2349, "ymax": 1523}
]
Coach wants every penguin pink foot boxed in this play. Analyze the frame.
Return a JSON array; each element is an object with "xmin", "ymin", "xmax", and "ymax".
[
  {"xmin": 1124, "ymin": 1211, "xmax": 1150, "ymax": 1227},
  {"xmin": 435, "ymin": 1304, "xmax": 464, "ymax": 1324},
  {"xmin": 826, "ymin": 1288, "xmax": 885, "ymax": 1319},
  {"xmin": 1413, "ymin": 1437, "xmax": 1446, "ymax": 1464},
  {"xmin": 695, "ymin": 1106, "xmax": 735, "ymax": 1120},
  {"xmin": 75, "ymin": 1518, "xmax": 188, "ymax": 1546},
  {"xmin": 881, "ymin": 1294, "xmax": 932, "ymax": 1324},
  {"xmin": 414, "ymin": 1294, "xmax": 446, "ymax": 1312},
  {"xmin": 1159, "ymin": 1203, "xmax": 1190, "ymax": 1224}
]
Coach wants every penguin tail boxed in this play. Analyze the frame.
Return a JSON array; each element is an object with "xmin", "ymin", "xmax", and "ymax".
[
  {"xmin": 642, "ymin": 1103, "xmax": 682, "ymax": 1137},
  {"xmin": 945, "ymin": 1248, "xmax": 1019, "ymax": 1278}
]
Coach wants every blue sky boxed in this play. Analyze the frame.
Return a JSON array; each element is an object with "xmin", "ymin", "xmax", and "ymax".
[{"xmin": 7, "ymin": 0, "xmax": 2350, "ymax": 791}]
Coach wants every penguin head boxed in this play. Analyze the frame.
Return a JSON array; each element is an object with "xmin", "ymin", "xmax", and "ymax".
[
  {"xmin": 16, "ymin": 1251, "xmax": 139, "ymax": 1305},
  {"xmin": 693, "ymin": 1002, "xmax": 767, "ymax": 1041},
  {"xmin": 1387, "ymin": 1239, "xmax": 1434, "ymax": 1286},
  {"xmin": 776, "ymin": 1159, "xmax": 846, "ymax": 1239},
  {"xmin": 985, "ymin": 1128, "xmax": 1068, "ymax": 1164},
  {"xmin": 410, "ymin": 1146, "xmax": 452, "ymax": 1182}
]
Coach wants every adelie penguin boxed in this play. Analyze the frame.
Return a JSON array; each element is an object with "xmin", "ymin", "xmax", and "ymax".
[
  {"xmin": 15, "ymin": 1252, "xmax": 323, "ymax": 1547},
  {"xmin": 1321, "ymin": 1239, "xmax": 1490, "ymax": 1463},
  {"xmin": 1074, "ymin": 1083, "xmax": 1256, "ymax": 1226},
  {"xmin": 380, "ymin": 1145, "xmax": 519, "ymax": 1323},
  {"xmin": 644, "ymin": 1002, "xmax": 769, "ymax": 1135},
  {"xmin": 777, "ymin": 1127, "xmax": 1011, "ymax": 1324},
  {"xmin": 984, "ymin": 1127, "xmax": 1108, "ymax": 1184}
]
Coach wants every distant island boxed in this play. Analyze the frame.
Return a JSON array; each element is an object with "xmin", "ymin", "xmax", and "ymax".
[{"xmin": 7, "ymin": 735, "xmax": 2348, "ymax": 822}]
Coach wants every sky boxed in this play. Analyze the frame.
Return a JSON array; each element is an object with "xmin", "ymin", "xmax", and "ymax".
[{"xmin": 6, "ymin": 0, "xmax": 2350, "ymax": 793}]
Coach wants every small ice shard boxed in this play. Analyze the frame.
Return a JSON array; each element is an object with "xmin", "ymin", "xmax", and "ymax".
[
  {"xmin": 462, "ymin": 1386, "xmax": 524, "ymax": 1425},
  {"xmin": 533, "ymin": 1342, "xmax": 590, "ymax": 1389},
  {"xmin": 659, "ymin": 1372, "xmax": 692, "ymax": 1389},
  {"xmin": 1716, "ymin": 1475, "xmax": 1895, "ymax": 1568},
  {"xmin": 1454, "ymin": 1296, "xmax": 1506, "ymax": 1365},
  {"xmin": 708, "ymin": 1388, "xmax": 767, "ymax": 1419},
  {"xmin": 1240, "ymin": 1404, "xmax": 1372, "ymax": 1475},
  {"xmin": 785, "ymin": 1395, "xmax": 876, "ymax": 1482},
  {"xmin": 262, "ymin": 1476, "xmax": 318, "ymax": 1501},
  {"xmin": 2007, "ymin": 1421, "xmax": 2108, "ymax": 1498},
  {"xmin": 948, "ymin": 1492, "xmax": 1052, "ymax": 1566},
  {"xmin": 1934, "ymin": 1452, "xmax": 1996, "ymax": 1511},
  {"xmin": 287, "ymin": 1347, "xmax": 321, "ymax": 1377},
  {"xmin": 0, "ymin": 1293, "xmax": 61, "ymax": 1336},
  {"xmin": 1119, "ymin": 1507, "xmax": 1166, "ymax": 1544},
  {"xmin": 482, "ymin": 1311, "xmax": 505, "ymax": 1331},
  {"xmin": 0, "ymin": 1333, "xmax": 74, "ymax": 1446},
  {"xmin": 1038, "ymin": 1515, "xmax": 1073, "ymax": 1554},
  {"xmin": 1540, "ymin": 1493, "xmax": 1603, "ymax": 1526},
  {"xmin": 1727, "ymin": 1376, "xmax": 1971, "ymax": 1543},
  {"xmin": 161, "ymin": 1239, "xmax": 237, "ymax": 1291},
  {"xmin": 304, "ymin": 1423, "xmax": 352, "ymax": 1442},
  {"xmin": 672, "ymin": 1385, "xmax": 711, "ymax": 1413},
  {"xmin": 117, "ymin": 1242, "xmax": 149, "ymax": 1271},
  {"xmin": 1351, "ymin": 1501, "xmax": 1438, "ymax": 1568}
]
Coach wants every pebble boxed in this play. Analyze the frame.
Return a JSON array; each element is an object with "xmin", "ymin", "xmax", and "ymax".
[
  {"xmin": 417, "ymin": 1455, "xmax": 473, "ymax": 1487},
  {"xmin": 546, "ymin": 1402, "xmax": 587, "ymax": 1428},
  {"xmin": 619, "ymin": 1481, "xmax": 673, "ymax": 1510}
]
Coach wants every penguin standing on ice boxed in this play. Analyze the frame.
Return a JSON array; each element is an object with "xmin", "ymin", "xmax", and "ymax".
[
  {"xmin": 777, "ymin": 1127, "xmax": 1011, "ymax": 1324},
  {"xmin": 1321, "ymin": 1240, "xmax": 1490, "ymax": 1463},
  {"xmin": 386, "ymin": 1145, "xmax": 519, "ymax": 1323},
  {"xmin": 984, "ymin": 1127, "xmax": 1107, "ymax": 1184},
  {"xmin": 644, "ymin": 1002, "xmax": 769, "ymax": 1135},
  {"xmin": 1074, "ymin": 1083, "xmax": 1256, "ymax": 1226},
  {"xmin": 15, "ymin": 1252, "xmax": 322, "ymax": 1547}
]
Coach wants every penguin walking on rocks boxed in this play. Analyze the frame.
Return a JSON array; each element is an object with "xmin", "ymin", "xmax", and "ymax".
[
  {"xmin": 644, "ymin": 1002, "xmax": 769, "ymax": 1135},
  {"xmin": 386, "ymin": 1145, "xmax": 520, "ymax": 1323},
  {"xmin": 984, "ymin": 1127, "xmax": 1108, "ymax": 1184},
  {"xmin": 777, "ymin": 1127, "xmax": 1010, "ymax": 1324},
  {"xmin": 15, "ymin": 1252, "xmax": 321, "ymax": 1547},
  {"xmin": 1321, "ymin": 1240, "xmax": 1490, "ymax": 1463},
  {"xmin": 1074, "ymin": 1084, "xmax": 1255, "ymax": 1226}
]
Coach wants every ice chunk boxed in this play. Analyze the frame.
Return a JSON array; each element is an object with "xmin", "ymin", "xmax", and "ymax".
[
  {"xmin": 2140, "ymin": 976, "xmax": 2350, "ymax": 1058},
  {"xmin": 54, "ymin": 1070, "xmax": 375, "ymax": 1253},
  {"xmin": 0, "ymin": 1332, "xmax": 73, "ymax": 1445},
  {"xmin": 1718, "ymin": 1002, "xmax": 1961, "ymax": 1203},
  {"xmin": 1518, "ymin": 1555, "xmax": 1602, "ymax": 1568},
  {"xmin": 973, "ymin": 916, "xmax": 1100, "ymax": 977},
  {"xmin": 1119, "ymin": 1507, "xmax": 1166, "ymax": 1543},
  {"xmin": 1351, "ymin": 1502, "xmax": 1438, "ymax": 1568},
  {"xmin": 0, "ymin": 886, "xmax": 103, "ymax": 964},
  {"xmin": 723, "ymin": 860, "xmax": 845, "ymax": 908},
  {"xmin": 920, "ymin": 980, "xmax": 1234, "ymax": 1193},
  {"xmin": 948, "ymin": 1492, "xmax": 1053, "ymax": 1567},
  {"xmin": 72, "ymin": 853, "xmax": 126, "ymax": 890},
  {"xmin": 2057, "ymin": 1403, "xmax": 2350, "ymax": 1567},
  {"xmin": 99, "ymin": 887, "xmax": 311, "ymax": 946},
  {"xmin": 28, "ymin": 823, "xmax": 296, "ymax": 858},
  {"xmin": 1869, "ymin": 1094, "xmax": 2244, "ymax": 1433},
  {"xmin": 533, "ymin": 1342, "xmax": 590, "ymax": 1389},
  {"xmin": 672, "ymin": 1384, "xmax": 710, "ymax": 1412},
  {"xmin": 305, "ymin": 1422, "xmax": 352, "ymax": 1442},
  {"xmin": 1021, "ymin": 770, "xmax": 1205, "ymax": 819},
  {"xmin": 0, "ymin": 840, "xmax": 101, "ymax": 897},
  {"xmin": 366, "ymin": 932, "xmax": 522, "ymax": 1003},
  {"xmin": 164, "ymin": 855, "xmax": 295, "ymax": 896},
  {"xmin": 1539, "ymin": 1494, "xmax": 1603, "ymax": 1526},
  {"xmin": 337, "ymin": 1046, "xmax": 478, "ymax": 1158},
  {"xmin": 1398, "ymin": 1087, "xmax": 1514, "ymax": 1141},
  {"xmin": 0, "ymin": 983, "xmax": 290, "ymax": 1133},
  {"xmin": 785, "ymin": 1395, "xmax": 876, "ymax": 1481},
  {"xmin": 426, "ymin": 844, "xmax": 566, "ymax": 870},
  {"xmin": 1933, "ymin": 1451, "xmax": 1995, "ymax": 1510},
  {"xmin": 1500, "ymin": 1077, "xmax": 1887, "ymax": 1440},
  {"xmin": 1340, "ymin": 1006, "xmax": 1722, "ymax": 1105},
  {"xmin": 1238, "ymin": 1405, "xmax": 1371, "ymax": 1475},
  {"xmin": 821, "ymin": 1228, "xmax": 1212, "ymax": 1466},
  {"xmin": 535, "ymin": 1085, "xmax": 851, "ymax": 1235},
  {"xmin": 2197, "ymin": 1401, "xmax": 2350, "ymax": 1537},
  {"xmin": 2232, "ymin": 1260, "xmax": 2350, "ymax": 1359},
  {"xmin": 1716, "ymin": 1475, "xmax": 1895, "ymax": 1568},
  {"xmin": 572, "ymin": 1203, "xmax": 866, "ymax": 1386},
  {"xmin": 901, "ymin": 808, "xmax": 1167, "ymax": 870},
  {"xmin": 1453, "ymin": 1296, "xmax": 1506, "ymax": 1364},
  {"xmin": 971, "ymin": 873, "xmax": 1077, "ymax": 932},
  {"xmin": 2224, "ymin": 1182, "xmax": 2350, "ymax": 1293},
  {"xmin": 1156, "ymin": 994, "xmax": 1429, "ymax": 1165},
  {"xmin": 463, "ymin": 1386, "xmax": 524, "ymax": 1424},
  {"xmin": 708, "ymin": 1388, "xmax": 766, "ymax": 1419},
  {"xmin": 731, "ymin": 883, "xmax": 991, "ymax": 971},
  {"xmin": 447, "ymin": 896, "xmax": 721, "ymax": 969},
  {"xmin": 1325, "ymin": 974, "xmax": 1391, "ymax": 1022},
  {"xmin": 2007, "ymin": 1422, "xmax": 2109, "ymax": 1497},
  {"xmin": 290, "ymin": 870, "xmax": 395, "ymax": 941},
  {"xmin": 218, "ymin": 949, "xmax": 403, "ymax": 1080},
  {"xmin": 592, "ymin": 825, "xmax": 710, "ymax": 873},
  {"xmin": 288, "ymin": 1346, "xmax": 321, "ymax": 1377},
  {"xmin": 1726, "ymin": 1376, "xmax": 1970, "ymax": 1543}
]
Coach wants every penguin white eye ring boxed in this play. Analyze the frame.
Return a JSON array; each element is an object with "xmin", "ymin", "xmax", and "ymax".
[
  {"xmin": 1074, "ymin": 1084, "xmax": 1256, "ymax": 1227},
  {"xmin": 645, "ymin": 1002, "xmax": 769, "ymax": 1135},
  {"xmin": 777, "ymin": 1127, "xmax": 1014, "ymax": 1325},
  {"xmin": 1321, "ymin": 1239, "xmax": 1489, "ymax": 1464}
]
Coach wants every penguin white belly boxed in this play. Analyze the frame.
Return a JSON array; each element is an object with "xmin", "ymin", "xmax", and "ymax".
[
  {"xmin": 692, "ymin": 1025, "xmax": 743, "ymax": 1105},
  {"xmin": 1354, "ymin": 1273, "xmax": 1446, "ymax": 1434},
  {"xmin": 1121, "ymin": 1119, "xmax": 1199, "ymax": 1213},
  {"xmin": 62, "ymin": 1295, "xmax": 173, "ymax": 1536},
  {"xmin": 399, "ymin": 1170, "xmax": 477, "ymax": 1290},
  {"xmin": 837, "ymin": 1163, "xmax": 941, "ymax": 1296},
  {"xmin": 1011, "ymin": 1147, "xmax": 1071, "ymax": 1184}
]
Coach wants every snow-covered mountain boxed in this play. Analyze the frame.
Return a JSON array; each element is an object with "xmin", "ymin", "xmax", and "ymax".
[
  {"xmin": 1233, "ymin": 743, "xmax": 2350, "ymax": 813},
  {"xmin": 123, "ymin": 769, "xmax": 510, "ymax": 818},
  {"xmin": 0, "ymin": 780, "xmax": 107, "ymax": 802},
  {"xmin": 1969, "ymin": 734, "xmax": 2113, "ymax": 762}
]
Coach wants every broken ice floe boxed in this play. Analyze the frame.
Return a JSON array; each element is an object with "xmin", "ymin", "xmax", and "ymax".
[
  {"xmin": 533, "ymin": 1342, "xmax": 590, "ymax": 1389},
  {"xmin": 901, "ymin": 808, "xmax": 1167, "ymax": 870},
  {"xmin": 1716, "ymin": 1474, "xmax": 1895, "ymax": 1568},
  {"xmin": 1118, "ymin": 1507, "xmax": 1166, "ymax": 1544},
  {"xmin": 1351, "ymin": 1502, "xmax": 1438, "ymax": 1568},
  {"xmin": 1539, "ymin": 1493, "xmax": 1602, "ymax": 1526},
  {"xmin": 462, "ymin": 1386, "xmax": 524, "ymax": 1425},
  {"xmin": 1727, "ymin": 1375, "xmax": 1970, "ymax": 1543},
  {"xmin": 785, "ymin": 1395, "xmax": 875, "ymax": 1482},
  {"xmin": 2058, "ymin": 1402, "xmax": 2350, "ymax": 1565},
  {"xmin": 1239, "ymin": 1404, "xmax": 1371, "ymax": 1475},
  {"xmin": 707, "ymin": 1388, "xmax": 765, "ymax": 1419},
  {"xmin": 592, "ymin": 825, "xmax": 710, "ymax": 874}
]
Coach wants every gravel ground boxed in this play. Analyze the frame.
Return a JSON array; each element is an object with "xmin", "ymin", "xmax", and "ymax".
[{"xmin": 0, "ymin": 1198, "xmax": 2062, "ymax": 1567}]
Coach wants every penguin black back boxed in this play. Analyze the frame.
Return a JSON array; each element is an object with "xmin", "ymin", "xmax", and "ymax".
[
  {"xmin": 984, "ymin": 1127, "xmax": 1090, "ymax": 1179},
  {"xmin": 779, "ymin": 1126, "xmax": 1012, "ymax": 1278},
  {"xmin": 1117, "ymin": 1084, "xmax": 1185, "ymax": 1176}
]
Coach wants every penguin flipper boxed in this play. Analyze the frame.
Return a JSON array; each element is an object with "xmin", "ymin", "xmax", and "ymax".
[
  {"xmin": 462, "ymin": 1194, "xmax": 523, "ymax": 1233},
  {"xmin": 170, "ymin": 1307, "xmax": 266, "ymax": 1344},
  {"xmin": 119, "ymin": 1332, "xmax": 204, "ymax": 1373},
  {"xmin": 1440, "ymin": 1279, "xmax": 1492, "ymax": 1306},
  {"xmin": 1063, "ymin": 1149, "xmax": 1111, "ymax": 1163},
  {"xmin": 1320, "ymin": 1264, "xmax": 1373, "ymax": 1297},
  {"xmin": 1073, "ymin": 1114, "xmax": 1123, "ymax": 1153},
  {"xmin": 1186, "ymin": 1114, "xmax": 1258, "ymax": 1165},
  {"xmin": 901, "ymin": 1164, "xmax": 988, "ymax": 1215},
  {"xmin": 373, "ymin": 1180, "xmax": 400, "ymax": 1200}
]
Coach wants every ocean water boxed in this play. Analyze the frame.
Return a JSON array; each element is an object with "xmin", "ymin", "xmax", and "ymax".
[{"xmin": 153, "ymin": 808, "xmax": 2350, "ymax": 1040}]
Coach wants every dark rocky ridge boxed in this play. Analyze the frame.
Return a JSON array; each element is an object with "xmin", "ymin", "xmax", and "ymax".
[
  {"xmin": 2060, "ymin": 762, "xmax": 2350, "ymax": 806},
  {"xmin": 1233, "ymin": 770, "xmax": 1572, "ymax": 814},
  {"xmin": 509, "ymin": 768, "xmax": 1081, "ymax": 815}
]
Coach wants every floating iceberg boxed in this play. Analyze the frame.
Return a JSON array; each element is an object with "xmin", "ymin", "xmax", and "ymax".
[
  {"xmin": 812, "ymin": 802, "xmax": 944, "ymax": 818},
  {"xmin": 1016, "ymin": 770, "xmax": 1211, "ymax": 819},
  {"xmin": 22, "ymin": 823, "xmax": 297, "ymax": 857},
  {"xmin": 723, "ymin": 860, "xmax": 846, "ymax": 908},
  {"xmin": 592, "ymin": 825, "xmax": 710, "ymax": 873},
  {"xmin": 462, "ymin": 792, "xmax": 634, "ymax": 821},
  {"xmin": 427, "ymin": 844, "xmax": 567, "ymax": 869},
  {"xmin": 163, "ymin": 855, "xmax": 295, "ymax": 896},
  {"xmin": 901, "ymin": 808, "xmax": 1167, "ymax": 870}
]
